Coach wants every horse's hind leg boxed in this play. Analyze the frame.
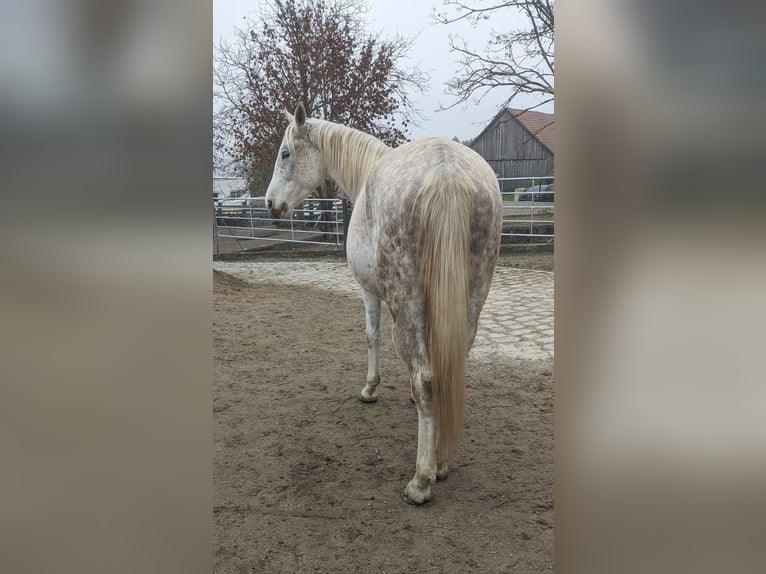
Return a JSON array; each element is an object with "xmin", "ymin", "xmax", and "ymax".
[
  {"xmin": 359, "ymin": 289, "xmax": 381, "ymax": 403},
  {"xmin": 388, "ymin": 312, "xmax": 437, "ymax": 504},
  {"xmin": 436, "ymin": 459, "xmax": 450, "ymax": 481},
  {"xmin": 466, "ymin": 293, "xmax": 490, "ymax": 354},
  {"xmin": 403, "ymin": 364, "xmax": 438, "ymax": 505}
]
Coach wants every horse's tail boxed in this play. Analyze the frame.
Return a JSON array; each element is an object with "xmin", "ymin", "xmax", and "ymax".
[{"xmin": 417, "ymin": 174, "xmax": 471, "ymax": 462}]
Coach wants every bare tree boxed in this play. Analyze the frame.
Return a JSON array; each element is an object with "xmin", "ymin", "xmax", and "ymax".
[
  {"xmin": 214, "ymin": 0, "xmax": 427, "ymax": 191},
  {"xmin": 433, "ymin": 1, "xmax": 554, "ymax": 112}
]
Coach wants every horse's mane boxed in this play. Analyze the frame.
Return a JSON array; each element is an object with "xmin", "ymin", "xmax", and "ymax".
[{"xmin": 287, "ymin": 119, "xmax": 390, "ymax": 199}]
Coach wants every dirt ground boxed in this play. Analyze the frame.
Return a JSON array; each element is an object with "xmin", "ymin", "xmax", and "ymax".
[{"xmin": 213, "ymin": 254, "xmax": 554, "ymax": 573}]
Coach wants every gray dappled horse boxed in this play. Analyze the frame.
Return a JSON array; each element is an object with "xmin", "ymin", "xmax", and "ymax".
[{"xmin": 265, "ymin": 103, "xmax": 502, "ymax": 504}]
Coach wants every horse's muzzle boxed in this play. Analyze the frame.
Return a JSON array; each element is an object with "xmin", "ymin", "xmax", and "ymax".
[{"xmin": 267, "ymin": 200, "xmax": 288, "ymax": 219}]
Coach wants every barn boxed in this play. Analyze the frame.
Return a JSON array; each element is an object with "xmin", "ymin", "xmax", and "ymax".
[{"xmin": 469, "ymin": 108, "xmax": 554, "ymax": 191}]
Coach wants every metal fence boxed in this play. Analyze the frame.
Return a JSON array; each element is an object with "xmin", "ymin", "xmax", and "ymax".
[
  {"xmin": 498, "ymin": 176, "xmax": 554, "ymax": 242},
  {"xmin": 214, "ymin": 197, "xmax": 349, "ymax": 254},
  {"xmin": 213, "ymin": 177, "xmax": 554, "ymax": 254}
]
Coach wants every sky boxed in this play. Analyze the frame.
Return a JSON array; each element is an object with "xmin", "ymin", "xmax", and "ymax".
[{"xmin": 213, "ymin": 0, "xmax": 553, "ymax": 142}]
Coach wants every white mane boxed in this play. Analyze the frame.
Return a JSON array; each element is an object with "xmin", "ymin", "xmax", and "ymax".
[{"xmin": 287, "ymin": 119, "xmax": 390, "ymax": 200}]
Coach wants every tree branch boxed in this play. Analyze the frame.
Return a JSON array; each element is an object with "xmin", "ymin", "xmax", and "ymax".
[{"xmin": 435, "ymin": 0, "xmax": 554, "ymax": 115}]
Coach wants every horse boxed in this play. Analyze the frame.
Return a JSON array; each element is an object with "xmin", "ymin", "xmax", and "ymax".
[{"xmin": 265, "ymin": 103, "xmax": 502, "ymax": 504}]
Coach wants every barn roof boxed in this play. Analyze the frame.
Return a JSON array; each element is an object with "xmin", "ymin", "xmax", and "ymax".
[
  {"xmin": 509, "ymin": 108, "xmax": 554, "ymax": 154},
  {"xmin": 471, "ymin": 107, "xmax": 555, "ymax": 155}
]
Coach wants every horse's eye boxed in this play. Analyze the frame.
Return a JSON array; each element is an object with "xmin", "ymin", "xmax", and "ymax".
[{"xmin": 281, "ymin": 149, "xmax": 290, "ymax": 160}]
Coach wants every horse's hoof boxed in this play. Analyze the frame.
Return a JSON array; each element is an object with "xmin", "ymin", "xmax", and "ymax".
[
  {"xmin": 402, "ymin": 482, "xmax": 432, "ymax": 505},
  {"xmin": 358, "ymin": 392, "xmax": 378, "ymax": 403},
  {"xmin": 436, "ymin": 466, "xmax": 449, "ymax": 481},
  {"xmin": 401, "ymin": 490, "xmax": 419, "ymax": 505}
]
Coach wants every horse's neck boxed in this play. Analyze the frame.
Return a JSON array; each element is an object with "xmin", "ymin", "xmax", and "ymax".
[{"xmin": 311, "ymin": 121, "xmax": 390, "ymax": 201}]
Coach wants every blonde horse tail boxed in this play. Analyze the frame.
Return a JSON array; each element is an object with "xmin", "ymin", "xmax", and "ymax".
[{"xmin": 417, "ymin": 176, "xmax": 471, "ymax": 462}]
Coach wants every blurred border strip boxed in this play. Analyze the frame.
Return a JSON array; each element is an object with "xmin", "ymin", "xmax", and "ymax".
[
  {"xmin": 0, "ymin": 1, "xmax": 212, "ymax": 573},
  {"xmin": 557, "ymin": 1, "xmax": 766, "ymax": 572}
]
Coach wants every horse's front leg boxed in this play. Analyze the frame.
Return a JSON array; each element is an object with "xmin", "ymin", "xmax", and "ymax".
[{"xmin": 359, "ymin": 289, "xmax": 381, "ymax": 403}]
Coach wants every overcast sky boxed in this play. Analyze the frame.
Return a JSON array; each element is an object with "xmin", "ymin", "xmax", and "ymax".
[{"xmin": 213, "ymin": 0, "xmax": 553, "ymax": 142}]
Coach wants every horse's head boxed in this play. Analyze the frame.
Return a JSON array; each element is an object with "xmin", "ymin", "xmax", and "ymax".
[{"xmin": 265, "ymin": 103, "xmax": 326, "ymax": 219}]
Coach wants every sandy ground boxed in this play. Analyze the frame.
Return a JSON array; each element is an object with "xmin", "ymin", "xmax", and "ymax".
[{"xmin": 213, "ymin": 257, "xmax": 554, "ymax": 573}]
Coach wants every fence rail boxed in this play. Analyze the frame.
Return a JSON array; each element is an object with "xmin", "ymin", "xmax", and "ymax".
[
  {"xmin": 214, "ymin": 197, "xmax": 348, "ymax": 254},
  {"xmin": 213, "ymin": 177, "xmax": 553, "ymax": 254},
  {"xmin": 498, "ymin": 176, "xmax": 554, "ymax": 240}
]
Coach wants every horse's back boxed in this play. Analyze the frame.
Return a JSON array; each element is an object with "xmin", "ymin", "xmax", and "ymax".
[{"xmin": 370, "ymin": 138, "xmax": 500, "ymax": 206}]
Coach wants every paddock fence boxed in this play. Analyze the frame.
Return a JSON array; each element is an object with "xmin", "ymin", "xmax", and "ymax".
[
  {"xmin": 213, "ymin": 177, "xmax": 553, "ymax": 255},
  {"xmin": 498, "ymin": 176, "xmax": 554, "ymax": 242}
]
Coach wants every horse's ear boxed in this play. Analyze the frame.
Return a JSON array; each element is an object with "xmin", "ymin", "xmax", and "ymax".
[{"xmin": 294, "ymin": 103, "xmax": 306, "ymax": 127}]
